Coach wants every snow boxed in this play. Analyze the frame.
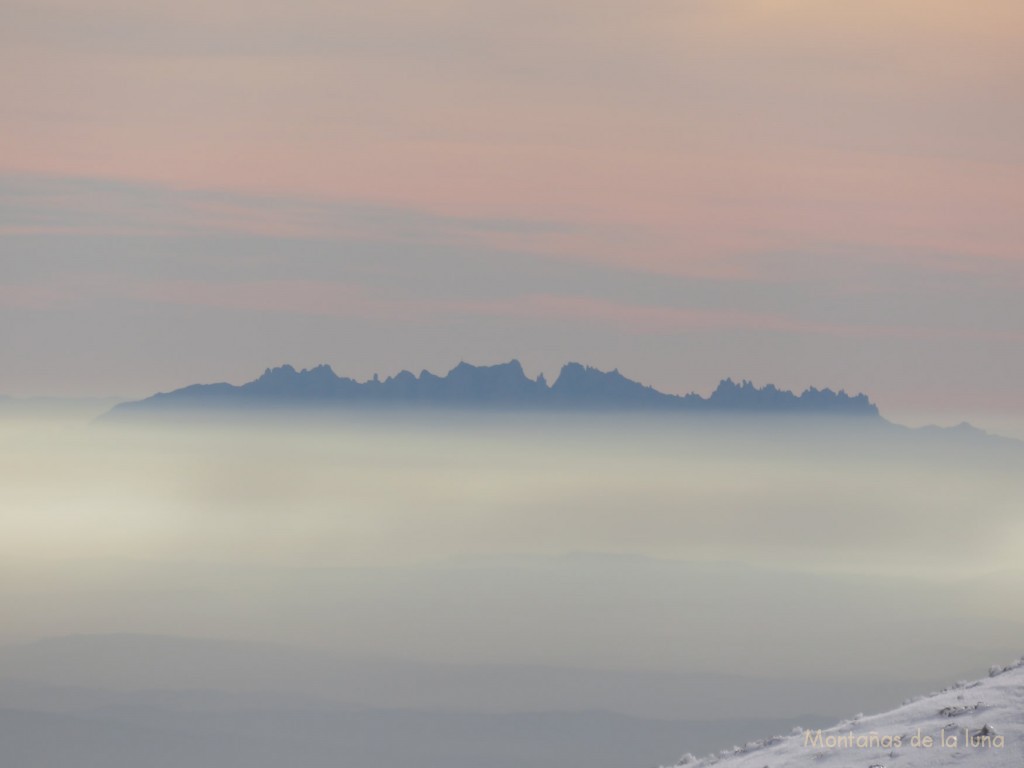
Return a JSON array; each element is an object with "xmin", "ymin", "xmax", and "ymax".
[{"xmin": 665, "ymin": 658, "xmax": 1024, "ymax": 768}]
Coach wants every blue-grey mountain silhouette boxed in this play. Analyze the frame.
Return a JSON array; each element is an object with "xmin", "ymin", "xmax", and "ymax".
[{"xmin": 105, "ymin": 360, "xmax": 881, "ymax": 418}]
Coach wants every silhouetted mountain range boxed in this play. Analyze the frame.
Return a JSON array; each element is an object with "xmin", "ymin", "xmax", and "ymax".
[{"xmin": 106, "ymin": 360, "xmax": 880, "ymax": 417}]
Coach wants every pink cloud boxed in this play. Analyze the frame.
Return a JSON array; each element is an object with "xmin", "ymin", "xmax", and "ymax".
[
  {"xmin": 5, "ymin": 0, "xmax": 1023, "ymax": 281},
  {"xmin": 6, "ymin": 276, "xmax": 1022, "ymax": 345}
]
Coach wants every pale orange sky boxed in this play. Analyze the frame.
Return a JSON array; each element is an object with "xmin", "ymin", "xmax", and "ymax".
[{"xmin": 1, "ymin": 0, "xmax": 1023, "ymax": 422}]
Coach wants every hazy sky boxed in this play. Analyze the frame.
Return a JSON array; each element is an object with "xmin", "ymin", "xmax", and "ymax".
[{"xmin": 2, "ymin": 0, "xmax": 1022, "ymax": 420}]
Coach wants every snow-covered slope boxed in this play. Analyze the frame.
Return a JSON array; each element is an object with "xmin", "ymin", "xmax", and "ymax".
[{"xmin": 668, "ymin": 659, "xmax": 1023, "ymax": 768}]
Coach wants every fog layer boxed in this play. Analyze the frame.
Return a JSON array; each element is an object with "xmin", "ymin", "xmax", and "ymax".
[{"xmin": 1, "ymin": 408, "xmax": 1021, "ymax": 766}]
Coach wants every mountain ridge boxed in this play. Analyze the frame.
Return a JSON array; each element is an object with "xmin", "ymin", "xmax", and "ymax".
[{"xmin": 105, "ymin": 360, "xmax": 881, "ymax": 418}]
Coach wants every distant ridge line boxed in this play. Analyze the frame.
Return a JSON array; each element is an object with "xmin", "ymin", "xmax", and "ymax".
[{"xmin": 106, "ymin": 360, "xmax": 880, "ymax": 418}]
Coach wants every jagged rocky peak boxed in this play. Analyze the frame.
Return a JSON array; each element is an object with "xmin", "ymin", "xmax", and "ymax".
[
  {"xmin": 258, "ymin": 363, "xmax": 338, "ymax": 380},
  {"xmin": 306, "ymin": 363, "xmax": 338, "ymax": 378},
  {"xmin": 447, "ymin": 359, "xmax": 528, "ymax": 378},
  {"xmin": 551, "ymin": 361, "xmax": 619, "ymax": 387},
  {"xmin": 439, "ymin": 359, "xmax": 547, "ymax": 401},
  {"xmin": 259, "ymin": 363, "xmax": 297, "ymax": 379},
  {"xmin": 709, "ymin": 378, "xmax": 793, "ymax": 405},
  {"xmin": 386, "ymin": 370, "xmax": 417, "ymax": 384},
  {"xmin": 712, "ymin": 378, "xmax": 781, "ymax": 394},
  {"xmin": 708, "ymin": 377, "xmax": 879, "ymax": 415},
  {"xmin": 550, "ymin": 362, "xmax": 680, "ymax": 406},
  {"xmin": 243, "ymin": 362, "xmax": 351, "ymax": 398}
]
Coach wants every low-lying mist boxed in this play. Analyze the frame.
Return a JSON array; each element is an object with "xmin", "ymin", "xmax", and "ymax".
[
  {"xmin": 1, "ymin": 406, "xmax": 1021, "ymax": 766},
  {"xmin": 5, "ymin": 408, "xmax": 1021, "ymax": 574}
]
